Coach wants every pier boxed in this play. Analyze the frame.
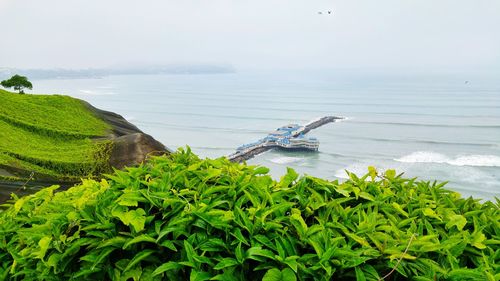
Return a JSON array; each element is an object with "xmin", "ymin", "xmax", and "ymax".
[{"xmin": 228, "ymin": 116, "xmax": 343, "ymax": 162}]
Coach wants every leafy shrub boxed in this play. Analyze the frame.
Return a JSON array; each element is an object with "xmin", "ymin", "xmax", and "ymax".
[{"xmin": 0, "ymin": 148, "xmax": 498, "ymax": 280}]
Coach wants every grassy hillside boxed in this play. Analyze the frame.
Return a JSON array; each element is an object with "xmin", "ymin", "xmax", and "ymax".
[{"xmin": 0, "ymin": 89, "xmax": 112, "ymax": 180}]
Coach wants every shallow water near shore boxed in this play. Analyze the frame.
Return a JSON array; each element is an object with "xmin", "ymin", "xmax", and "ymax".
[{"xmin": 32, "ymin": 71, "xmax": 500, "ymax": 200}]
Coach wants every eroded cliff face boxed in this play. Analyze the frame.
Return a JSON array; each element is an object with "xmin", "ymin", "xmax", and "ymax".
[{"xmin": 84, "ymin": 102, "xmax": 170, "ymax": 169}]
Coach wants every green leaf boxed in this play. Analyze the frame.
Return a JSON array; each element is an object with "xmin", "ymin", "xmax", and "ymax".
[
  {"xmin": 122, "ymin": 234, "xmax": 157, "ymax": 249},
  {"xmin": 190, "ymin": 270, "xmax": 212, "ymax": 281},
  {"xmin": 422, "ymin": 208, "xmax": 441, "ymax": 221},
  {"xmin": 121, "ymin": 267, "xmax": 142, "ymax": 281},
  {"xmin": 14, "ymin": 197, "xmax": 26, "ymax": 213},
  {"xmin": 230, "ymin": 228, "xmax": 249, "ymax": 246},
  {"xmin": 123, "ymin": 249, "xmax": 155, "ymax": 272},
  {"xmin": 66, "ymin": 211, "xmax": 79, "ymax": 221},
  {"xmin": 262, "ymin": 268, "xmax": 296, "ymax": 281},
  {"xmin": 359, "ymin": 192, "xmax": 375, "ymax": 201},
  {"xmin": 392, "ymin": 202, "xmax": 409, "ymax": 218},
  {"xmin": 152, "ymin": 261, "xmax": 182, "ymax": 276},
  {"xmin": 36, "ymin": 236, "xmax": 52, "ymax": 260},
  {"xmin": 97, "ymin": 236, "xmax": 128, "ymax": 249},
  {"xmin": 361, "ymin": 264, "xmax": 380, "ymax": 279},
  {"xmin": 355, "ymin": 267, "xmax": 366, "ymax": 281},
  {"xmin": 235, "ymin": 243, "xmax": 244, "ymax": 263},
  {"xmin": 213, "ymin": 258, "xmax": 239, "ymax": 270},
  {"xmin": 447, "ymin": 269, "xmax": 485, "ymax": 280},
  {"xmin": 334, "ymin": 186, "xmax": 351, "ymax": 197},
  {"xmin": 445, "ymin": 214, "xmax": 467, "ymax": 231},
  {"xmin": 388, "ymin": 252, "xmax": 416, "ymax": 260},
  {"xmin": 211, "ymin": 269, "xmax": 240, "ymax": 281},
  {"xmin": 345, "ymin": 232, "xmax": 370, "ymax": 247},
  {"xmin": 368, "ymin": 166, "xmax": 377, "ymax": 180},
  {"xmin": 160, "ymin": 240, "xmax": 177, "ymax": 252},
  {"xmin": 283, "ymin": 256, "xmax": 299, "ymax": 273},
  {"xmin": 204, "ymin": 168, "xmax": 222, "ymax": 181},
  {"xmin": 253, "ymin": 166, "xmax": 270, "ymax": 175},
  {"xmin": 470, "ymin": 232, "xmax": 487, "ymax": 249},
  {"xmin": 91, "ymin": 247, "xmax": 115, "ymax": 270},
  {"xmin": 116, "ymin": 191, "xmax": 144, "ymax": 207},
  {"xmin": 46, "ymin": 253, "xmax": 61, "ymax": 270},
  {"xmin": 280, "ymin": 168, "xmax": 299, "ymax": 187},
  {"xmin": 184, "ymin": 240, "xmax": 197, "ymax": 264},
  {"xmin": 113, "ymin": 207, "xmax": 147, "ymax": 232},
  {"xmin": 384, "ymin": 169, "xmax": 396, "ymax": 179},
  {"xmin": 246, "ymin": 247, "xmax": 276, "ymax": 261}
]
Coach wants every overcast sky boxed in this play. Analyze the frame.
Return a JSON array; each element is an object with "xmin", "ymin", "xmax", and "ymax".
[{"xmin": 1, "ymin": 0, "xmax": 499, "ymax": 72}]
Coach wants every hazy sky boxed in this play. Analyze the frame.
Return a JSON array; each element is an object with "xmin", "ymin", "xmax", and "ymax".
[{"xmin": 1, "ymin": 0, "xmax": 499, "ymax": 71}]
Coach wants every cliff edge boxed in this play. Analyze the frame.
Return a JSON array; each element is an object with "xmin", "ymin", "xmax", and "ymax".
[
  {"xmin": 0, "ymin": 89, "xmax": 168, "ymax": 201},
  {"xmin": 83, "ymin": 102, "xmax": 170, "ymax": 169}
]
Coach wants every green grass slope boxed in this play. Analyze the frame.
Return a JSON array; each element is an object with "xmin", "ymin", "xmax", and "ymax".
[{"xmin": 0, "ymin": 89, "xmax": 112, "ymax": 180}]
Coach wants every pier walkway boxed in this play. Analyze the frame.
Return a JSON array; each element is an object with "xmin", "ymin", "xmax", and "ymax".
[{"xmin": 228, "ymin": 116, "xmax": 343, "ymax": 162}]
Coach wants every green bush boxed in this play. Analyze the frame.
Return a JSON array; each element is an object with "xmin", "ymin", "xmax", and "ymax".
[{"xmin": 0, "ymin": 148, "xmax": 498, "ymax": 280}]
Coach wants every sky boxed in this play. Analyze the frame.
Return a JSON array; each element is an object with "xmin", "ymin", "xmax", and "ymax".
[{"xmin": 1, "ymin": 0, "xmax": 499, "ymax": 72}]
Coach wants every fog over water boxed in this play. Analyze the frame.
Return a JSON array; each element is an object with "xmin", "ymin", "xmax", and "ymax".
[{"xmin": 1, "ymin": 0, "xmax": 499, "ymax": 72}]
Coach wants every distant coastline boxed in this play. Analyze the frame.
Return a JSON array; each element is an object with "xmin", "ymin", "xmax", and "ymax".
[{"xmin": 0, "ymin": 64, "xmax": 235, "ymax": 80}]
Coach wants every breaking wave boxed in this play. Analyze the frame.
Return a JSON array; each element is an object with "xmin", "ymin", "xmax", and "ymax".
[
  {"xmin": 395, "ymin": 151, "xmax": 500, "ymax": 167},
  {"xmin": 269, "ymin": 157, "xmax": 303, "ymax": 165},
  {"xmin": 79, "ymin": 89, "xmax": 117, "ymax": 96}
]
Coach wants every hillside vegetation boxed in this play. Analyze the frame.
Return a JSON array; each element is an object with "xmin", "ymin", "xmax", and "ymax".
[
  {"xmin": 1, "ymin": 149, "xmax": 498, "ymax": 280},
  {"xmin": 0, "ymin": 89, "xmax": 112, "ymax": 180}
]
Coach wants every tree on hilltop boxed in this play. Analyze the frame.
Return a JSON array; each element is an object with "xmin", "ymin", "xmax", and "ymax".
[{"xmin": 1, "ymin": 74, "xmax": 33, "ymax": 94}]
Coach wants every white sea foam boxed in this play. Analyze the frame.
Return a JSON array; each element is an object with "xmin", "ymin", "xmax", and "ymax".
[
  {"xmin": 335, "ymin": 116, "xmax": 350, "ymax": 122},
  {"xmin": 448, "ymin": 155, "xmax": 500, "ymax": 167},
  {"xmin": 79, "ymin": 89, "xmax": 117, "ymax": 96},
  {"xmin": 395, "ymin": 151, "xmax": 449, "ymax": 164},
  {"xmin": 305, "ymin": 116, "xmax": 348, "ymax": 127},
  {"xmin": 395, "ymin": 151, "xmax": 500, "ymax": 167},
  {"xmin": 269, "ymin": 157, "xmax": 303, "ymax": 165}
]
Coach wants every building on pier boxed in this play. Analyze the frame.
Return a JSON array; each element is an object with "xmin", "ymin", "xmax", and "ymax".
[{"xmin": 236, "ymin": 124, "xmax": 319, "ymax": 153}]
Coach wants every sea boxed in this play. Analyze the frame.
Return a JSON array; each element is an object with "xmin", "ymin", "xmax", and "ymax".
[{"xmin": 32, "ymin": 70, "xmax": 500, "ymax": 200}]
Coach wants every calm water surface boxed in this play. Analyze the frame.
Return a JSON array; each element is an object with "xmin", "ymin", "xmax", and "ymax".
[{"xmin": 33, "ymin": 71, "xmax": 500, "ymax": 200}]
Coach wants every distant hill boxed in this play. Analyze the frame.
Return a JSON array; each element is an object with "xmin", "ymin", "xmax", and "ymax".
[{"xmin": 0, "ymin": 64, "xmax": 235, "ymax": 80}]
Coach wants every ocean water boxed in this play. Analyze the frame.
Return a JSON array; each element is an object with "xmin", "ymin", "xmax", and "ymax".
[{"xmin": 32, "ymin": 71, "xmax": 500, "ymax": 200}]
